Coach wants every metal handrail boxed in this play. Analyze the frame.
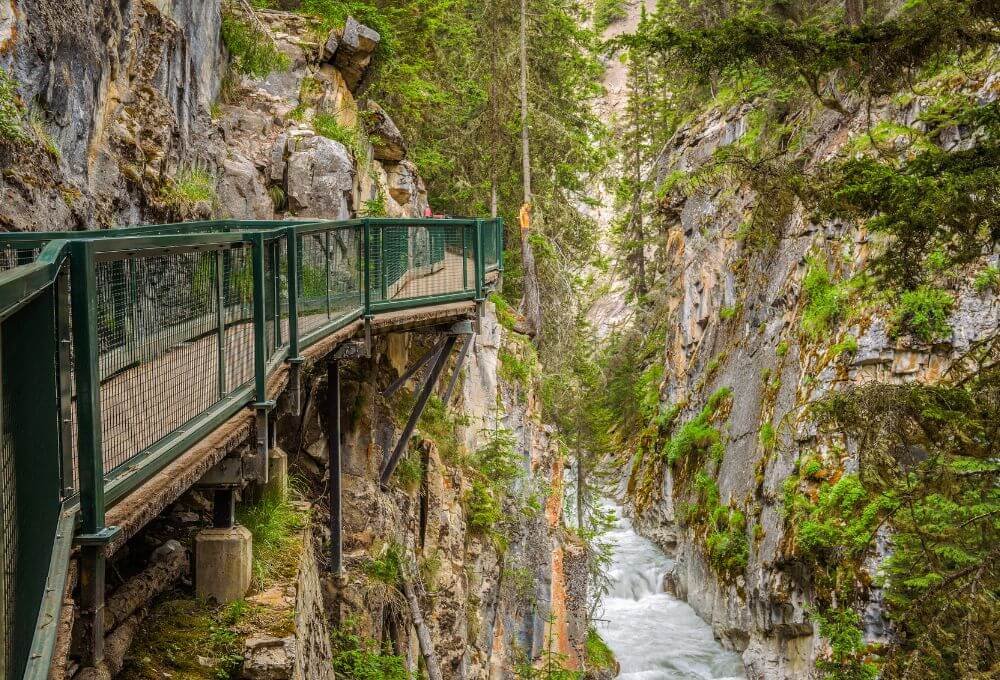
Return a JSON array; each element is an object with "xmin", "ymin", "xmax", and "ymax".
[{"xmin": 0, "ymin": 216, "xmax": 503, "ymax": 680}]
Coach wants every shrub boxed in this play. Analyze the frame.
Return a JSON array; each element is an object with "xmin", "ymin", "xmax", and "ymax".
[
  {"xmin": 330, "ymin": 619, "xmax": 408, "ymax": 680},
  {"xmin": 801, "ymin": 257, "xmax": 847, "ymax": 339},
  {"xmin": 593, "ymin": 0, "xmax": 627, "ymax": 31},
  {"xmin": 0, "ymin": 68, "xmax": 26, "ymax": 144},
  {"xmin": 236, "ymin": 486, "xmax": 308, "ymax": 589},
  {"xmin": 831, "ymin": 334, "xmax": 858, "ymax": 358},
  {"xmin": 663, "ymin": 387, "xmax": 732, "ymax": 465},
  {"xmin": 313, "ymin": 113, "xmax": 369, "ymax": 159},
  {"xmin": 161, "ymin": 168, "xmax": 216, "ymax": 212},
  {"xmin": 891, "ymin": 286, "xmax": 953, "ymax": 342},
  {"xmin": 221, "ymin": 8, "xmax": 290, "ymax": 77},
  {"xmin": 973, "ymin": 265, "xmax": 1000, "ymax": 293},
  {"xmin": 585, "ymin": 628, "xmax": 616, "ymax": 671}
]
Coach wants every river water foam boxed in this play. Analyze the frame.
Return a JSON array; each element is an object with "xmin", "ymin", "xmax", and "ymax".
[{"xmin": 595, "ymin": 502, "xmax": 746, "ymax": 680}]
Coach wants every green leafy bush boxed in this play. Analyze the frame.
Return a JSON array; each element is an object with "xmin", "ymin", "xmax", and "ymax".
[
  {"xmin": 0, "ymin": 68, "xmax": 26, "ymax": 144},
  {"xmin": 161, "ymin": 168, "xmax": 216, "ymax": 213},
  {"xmin": 662, "ymin": 387, "xmax": 731, "ymax": 464},
  {"xmin": 890, "ymin": 286, "xmax": 953, "ymax": 342},
  {"xmin": 221, "ymin": 9, "xmax": 290, "ymax": 77},
  {"xmin": 972, "ymin": 265, "xmax": 1000, "ymax": 293},
  {"xmin": 236, "ymin": 486, "xmax": 308, "ymax": 589},
  {"xmin": 314, "ymin": 113, "xmax": 369, "ymax": 160},
  {"xmin": 585, "ymin": 628, "xmax": 616, "ymax": 671},
  {"xmin": 330, "ymin": 619, "xmax": 408, "ymax": 680},
  {"xmin": 593, "ymin": 0, "xmax": 627, "ymax": 31},
  {"xmin": 801, "ymin": 257, "xmax": 847, "ymax": 339}
]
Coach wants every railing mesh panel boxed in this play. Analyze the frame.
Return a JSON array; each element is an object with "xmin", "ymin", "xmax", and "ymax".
[
  {"xmin": 369, "ymin": 224, "xmax": 473, "ymax": 305},
  {"xmin": 0, "ymin": 243, "xmax": 43, "ymax": 273},
  {"xmin": 0, "ymin": 330, "xmax": 16, "ymax": 680},
  {"xmin": 95, "ymin": 247, "xmax": 248, "ymax": 473},
  {"xmin": 296, "ymin": 226, "xmax": 364, "ymax": 335},
  {"xmin": 223, "ymin": 246, "xmax": 255, "ymax": 392},
  {"xmin": 483, "ymin": 221, "xmax": 500, "ymax": 272}
]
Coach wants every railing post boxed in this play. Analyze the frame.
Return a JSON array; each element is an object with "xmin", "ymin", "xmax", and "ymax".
[
  {"xmin": 474, "ymin": 219, "xmax": 485, "ymax": 301},
  {"xmin": 69, "ymin": 240, "xmax": 119, "ymax": 666},
  {"xmin": 379, "ymin": 222, "xmax": 388, "ymax": 302},
  {"xmin": 462, "ymin": 224, "xmax": 469, "ymax": 290},
  {"xmin": 362, "ymin": 219, "xmax": 372, "ymax": 317},
  {"xmin": 286, "ymin": 228, "xmax": 304, "ymax": 413},
  {"xmin": 55, "ymin": 267, "xmax": 75, "ymax": 497},
  {"xmin": 250, "ymin": 233, "xmax": 273, "ymax": 483},
  {"xmin": 215, "ymin": 249, "xmax": 227, "ymax": 400}
]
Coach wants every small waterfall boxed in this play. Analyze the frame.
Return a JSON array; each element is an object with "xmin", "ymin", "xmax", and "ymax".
[{"xmin": 595, "ymin": 501, "xmax": 746, "ymax": 680}]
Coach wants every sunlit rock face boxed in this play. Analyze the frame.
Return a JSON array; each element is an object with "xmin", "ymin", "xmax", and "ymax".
[
  {"xmin": 0, "ymin": 3, "xmax": 420, "ymax": 231},
  {"xmin": 621, "ymin": 67, "xmax": 999, "ymax": 680}
]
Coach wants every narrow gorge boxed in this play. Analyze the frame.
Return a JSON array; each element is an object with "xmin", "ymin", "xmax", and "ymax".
[{"xmin": 0, "ymin": 1, "xmax": 997, "ymax": 680}]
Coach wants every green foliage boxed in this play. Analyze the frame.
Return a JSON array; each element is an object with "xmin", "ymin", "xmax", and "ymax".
[
  {"xmin": 0, "ymin": 68, "xmax": 26, "ymax": 144},
  {"xmin": 890, "ymin": 286, "xmax": 953, "ymax": 342},
  {"xmin": 775, "ymin": 340, "xmax": 789, "ymax": 357},
  {"xmin": 330, "ymin": 618, "xmax": 408, "ymax": 680},
  {"xmin": 662, "ymin": 387, "xmax": 731, "ymax": 465},
  {"xmin": 161, "ymin": 168, "xmax": 216, "ymax": 213},
  {"xmin": 637, "ymin": 362, "xmax": 664, "ymax": 421},
  {"xmin": 758, "ymin": 422, "xmax": 775, "ymax": 452},
  {"xmin": 361, "ymin": 190, "xmax": 387, "ymax": 217},
  {"xmin": 719, "ymin": 302, "xmax": 741, "ymax": 320},
  {"xmin": 221, "ymin": 8, "xmax": 290, "ymax": 77},
  {"xmin": 313, "ymin": 113, "xmax": 370, "ymax": 160},
  {"xmin": 801, "ymin": 257, "xmax": 847, "ymax": 340},
  {"xmin": 584, "ymin": 628, "xmax": 616, "ymax": 671},
  {"xmin": 236, "ymin": 486, "xmax": 308, "ymax": 589},
  {"xmin": 686, "ymin": 472, "xmax": 748, "ymax": 580},
  {"xmin": 499, "ymin": 339, "xmax": 537, "ymax": 390},
  {"xmin": 592, "ymin": 0, "xmax": 626, "ymax": 31},
  {"xmin": 795, "ymin": 351, "xmax": 1000, "ymax": 679},
  {"xmin": 830, "ymin": 334, "xmax": 858, "ymax": 358},
  {"xmin": 464, "ymin": 424, "xmax": 524, "ymax": 547},
  {"xmin": 812, "ymin": 608, "xmax": 879, "ymax": 680},
  {"xmin": 973, "ymin": 265, "xmax": 1000, "ymax": 293},
  {"xmin": 362, "ymin": 543, "xmax": 403, "ymax": 585},
  {"xmin": 120, "ymin": 598, "xmax": 251, "ymax": 679}
]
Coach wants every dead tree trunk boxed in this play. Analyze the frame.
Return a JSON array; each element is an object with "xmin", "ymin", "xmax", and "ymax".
[{"xmin": 401, "ymin": 560, "xmax": 443, "ymax": 680}]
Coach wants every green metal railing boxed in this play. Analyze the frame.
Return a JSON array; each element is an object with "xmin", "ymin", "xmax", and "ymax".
[{"xmin": 0, "ymin": 216, "xmax": 503, "ymax": 680}]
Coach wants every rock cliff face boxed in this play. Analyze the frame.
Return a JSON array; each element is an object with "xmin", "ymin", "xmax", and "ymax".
[
  {"xmin": 0, "ymin": 0, "xmax": 426, "ymax": 231},
  {"xmin": 1, "ymin": 2, "xmax": 586, "ymax": 676},
  {"xmin": 620, "ymin": 63, "xmax": 999, "ymax": 678}
]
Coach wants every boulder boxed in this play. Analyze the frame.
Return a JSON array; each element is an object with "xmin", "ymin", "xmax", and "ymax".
[
  {"xmin": 322, "ymin": 31, "xmax": 339, "ymax": 62},
  {"xmin": 332, "ymin": 17, "xmax": 380, "ymax": 92},
  {"xmin": 365, "ymin": 100, "xmax": 406, "ymax": 162},
  {"xmin": 385, "ymin": 160, "xmax": 428, "ymax": 216},
  {"xmin": 281, "ymin": 132, "xmax": 355, "ymax": 218},
  {"xmin": 243, "ymin": 636, "xmax": 296, "ymax": 680},
  {"xmin": 217, "ymin": 154, "xmax": 273, "ymax": 219}
]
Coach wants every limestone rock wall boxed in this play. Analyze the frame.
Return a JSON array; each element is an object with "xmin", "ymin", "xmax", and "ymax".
[
  {"xmin": 0, "ymin": 1, "xmax": 427, "ymax": 231},
  {"xmin": 622, "ymin": 68, "xmax": 1000, "ymax": 679}
]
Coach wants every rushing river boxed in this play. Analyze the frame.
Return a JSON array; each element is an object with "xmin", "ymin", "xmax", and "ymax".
[{"xmin": 594, "ymin": 502, "xmax": 746, "ymax": 680}]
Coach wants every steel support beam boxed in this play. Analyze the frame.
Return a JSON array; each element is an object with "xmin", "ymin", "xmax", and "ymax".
[
  {"xmin": 442, "ymin": 333, "xmax": 474, "ymax": 406},
  {"xmin": 379, "ymin": 334, "xmax": 458, "ymax": 489},
  {"xmin": 328, "ymin": 359, "xmax": 342, "ymax": 574},
  {"xmin": 382, "ymin": 337, "xmax": 446, "ymax": 399}
]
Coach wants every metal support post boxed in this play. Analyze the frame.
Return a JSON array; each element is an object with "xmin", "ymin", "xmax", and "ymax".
[
  {"xmin": 379, "ymin": 334, "xmax": 458, "ymax": 488},
  {"xmin": 382, "ymin": 337, "xmax": 447, "ymax": 399},
  {"xmin": 442, "ymin": 334, "xmax": 474, "ymax": 406},
  {"xmin": 328, "ymin": 360, "xmax": 342, "ymax": 574},
  {"xmin": 212, "ymin": 488, "xmax": 237, "ymax": 529}
]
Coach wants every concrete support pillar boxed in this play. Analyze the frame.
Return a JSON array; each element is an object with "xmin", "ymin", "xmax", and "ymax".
[
  {"xmin": 195, "ymin": 526, "xmax": 252, "ymax": 603},
  {"xmin": 265, "ymin": 447, "xmax": 288, "ymax": 501}
]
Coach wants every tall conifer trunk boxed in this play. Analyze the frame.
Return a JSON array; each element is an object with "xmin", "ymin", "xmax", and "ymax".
[{"xmin": 518, "ymin": 0, "xmax": 543, "ymax": 340}]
